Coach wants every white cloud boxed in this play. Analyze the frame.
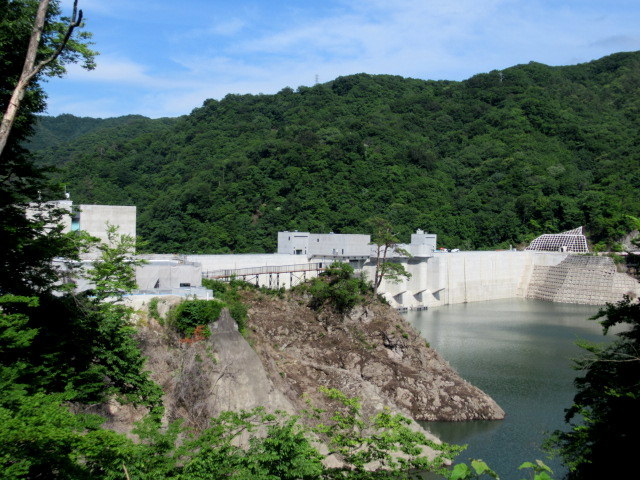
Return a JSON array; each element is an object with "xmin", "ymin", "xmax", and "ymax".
[{"xmin": 210, "ymin": 18, "xmax": 247, "ymax": 36}]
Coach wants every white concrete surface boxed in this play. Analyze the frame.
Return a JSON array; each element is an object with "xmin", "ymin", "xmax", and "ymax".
[
  {"xmin": 186, "ymin": 254, "xmax": 306, "ymax": 272},
  {"xmin": 278, "ymin": 231, "xmax": 372, "ymax": 257},
  {"xmin": 77, "ymin": 204, "xmax": 136, "ymax": 244},
  {"xmin": 136, "ymin": 262, "xmax": 202, "ymax": 290},
  {"xmin": 363, "ymin": 251, "xmax": 569, "ymax": 308}
]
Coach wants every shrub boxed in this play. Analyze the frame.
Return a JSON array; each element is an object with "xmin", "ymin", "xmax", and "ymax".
[
  {"xmin": 303, "ymin": 262, "xmax": 371, "ymax": 314},
  {"xmin": 202, "ymin": 278, "xmax": 229, "ymax": 296},
  {"xmin": 148, "ymin": 297, "xmax": 161, "ymax": 321},
  {"xmin": 173, "ymin": 300, "xmax": 224, "ymax": 338},
  {"xmin": 201, "ymin": 279, "xmax": 252, "ymax": 335},
  {"xmin": 228, "ymin": 301, "xmax": 248, "ymax": 335}
]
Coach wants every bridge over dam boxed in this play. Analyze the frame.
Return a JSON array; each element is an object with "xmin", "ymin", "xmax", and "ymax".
[{"xmin": 203, "ymin": 262, "xmax": 325, "ymax": 289}]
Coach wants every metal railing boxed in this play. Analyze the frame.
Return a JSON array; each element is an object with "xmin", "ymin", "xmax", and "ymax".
[{"xmin": 203, "ymin": 262, "xmax": 326, "ymax": 279}]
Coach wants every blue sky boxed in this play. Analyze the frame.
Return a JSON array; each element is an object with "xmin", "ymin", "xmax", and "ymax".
[{"xmin": 44, "ymin": 0, "xmax": 640, "ymax": 119}]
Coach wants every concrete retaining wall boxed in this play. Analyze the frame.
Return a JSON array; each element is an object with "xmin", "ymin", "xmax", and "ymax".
[{"xmin": 526, "ymin": 256, "xmax": 639, "ymax": 305}]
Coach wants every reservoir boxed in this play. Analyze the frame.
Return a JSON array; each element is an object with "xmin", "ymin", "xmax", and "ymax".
[{"xmin": 405, "ymin": 298, "xmax": 608, "ymax": 478}]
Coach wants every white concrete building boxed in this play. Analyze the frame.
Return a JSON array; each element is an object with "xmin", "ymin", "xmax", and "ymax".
[
  {"xmin": 277, "ymin": 231, "xmax": 372, "ymax": 258},
  {"xmin": 71, "ymin": 204, "xmax": 136, "ymax": 244},
  {"xmin": 28, "ymin": 199, "xmax": 136, "ymax": 244}
]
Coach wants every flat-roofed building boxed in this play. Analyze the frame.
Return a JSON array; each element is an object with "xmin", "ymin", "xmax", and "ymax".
[
  {"xmin": 71, "ymin": 204, "xmax": 136, "ymax": 244},
  {"xmin": 278, "ymin": 231, "xmax": 372, "ymax": 258}
]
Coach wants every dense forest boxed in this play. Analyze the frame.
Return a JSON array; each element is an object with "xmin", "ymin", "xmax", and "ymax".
[{"xmin": 29, "ymin": 51, "xmax": 640, "ymax": 254}]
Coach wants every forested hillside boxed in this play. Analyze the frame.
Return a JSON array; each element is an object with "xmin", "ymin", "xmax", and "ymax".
[{"xmin": 30, "ymin": 51, "xmax": 640, "ymax": 254}]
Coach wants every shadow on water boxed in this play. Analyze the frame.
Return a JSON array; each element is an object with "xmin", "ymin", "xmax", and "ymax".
[
  {"xmin": 421, "ymin": 419, "xmax": 501, "ymax": 445},
  {"xmin": 404, "ymin": 298, "xmax": 608, "ymax": 479}
]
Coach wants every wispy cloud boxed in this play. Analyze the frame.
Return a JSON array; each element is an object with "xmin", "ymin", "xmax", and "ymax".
[{"xmin": 590, "ymin": 35, "xmax": 640, "ymax": 50}]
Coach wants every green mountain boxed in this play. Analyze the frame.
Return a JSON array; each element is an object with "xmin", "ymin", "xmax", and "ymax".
[
  {"xmin": 28, "ymin": 114, "xmax": 178, "ymax": 165},
  {"xmin": 29, "ymin": 51, "xmax": 640, "ymax": 253}
]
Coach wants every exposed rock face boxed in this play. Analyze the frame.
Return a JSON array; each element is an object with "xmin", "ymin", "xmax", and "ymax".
[
  {"xmin": 245, "ymin": 292, "xmax": 505, "ymax": 422},
  {"xmin": 92, "ymin": 297, "xmax": 298, "ymax": 433},
  {"xmin": 98, "ymin": 294, "xmax": 502, "ymax": 439},
  {"xmin": 136, "ymin": 306, "xmax": 295, "ymax": 431}
]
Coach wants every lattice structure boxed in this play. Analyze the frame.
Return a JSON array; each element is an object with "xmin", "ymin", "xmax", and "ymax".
[
  {"xmin": 526, "ymin": 256, "xmax": 638, "ymax": 304},
  {"xmin": 525, "ymin": 226, "xmax": 589, "ymax": 253}
]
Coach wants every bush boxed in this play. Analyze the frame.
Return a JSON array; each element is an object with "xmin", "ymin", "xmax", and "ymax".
[
  {"xmin": 173, "ymin": 300, "xmax": 224, "ymax": 338},
  {"xmin": 303, "ymin": 262, "xmax": 372, "ymax": 314},
  {"xmin": 228, "ymin": 301, "xmax": 248, "ymax": 335},
  {"xmin": 148, "ymin": 297, "xmax": 161, "ymax": 321},
  {"xmin": 202, "ymin": 278, "xmax": 229, "ymax": 296},
  {"xmin": 201, "ymin": 279, "xmax": 253, "ymax": 335}
]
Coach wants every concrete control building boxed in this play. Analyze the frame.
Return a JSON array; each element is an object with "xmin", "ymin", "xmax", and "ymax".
[
  {"xmin": 39, "ymin": 200, "xmax": 206, "ymax": 297},
  {"xmin": 277, "ymin": 229, "xmax": 437, "ymax": 259},
  {"xmin": 71, "ymin": 203, "xmax": 136, "ymax": 244},
  {"xmin": 278, "ymin": 231, "xmax": 372, "ymax": 258},
  {"xmin": 32, "ymin": 199, "xmax": 136, "ymax": 244}
]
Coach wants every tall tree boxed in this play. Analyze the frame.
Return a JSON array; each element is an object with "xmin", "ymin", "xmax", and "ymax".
[
  {"xmin": 0, "ymin": 0, "xmax": 95, "ymax": 157},
  {"xmin": 368, "ymin": 217, "xmax": 411, "ymax": 296},
  {"xmin": 1, "ymin": 0, "xmax": 96, "ymax": 295}
]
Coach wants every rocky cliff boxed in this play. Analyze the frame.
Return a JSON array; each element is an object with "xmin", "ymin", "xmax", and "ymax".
[
  {"xmin": 244, "ymin": 291, "xmax": 504, "ymax": 422},
  {"xmin": 105, "ymin": 293, "xmax": 503, "ymax": 437}
]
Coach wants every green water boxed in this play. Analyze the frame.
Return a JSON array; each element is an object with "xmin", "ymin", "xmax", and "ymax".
[{"xmin": 404, "ymin": 298, "xmax": 610, "ymax": 479}]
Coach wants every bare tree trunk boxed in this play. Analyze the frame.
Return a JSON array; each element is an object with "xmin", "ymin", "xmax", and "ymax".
[
  {"xmin": 0, "ymin": 0, "xmax": 82, "ymax": 158},
  {"xmin": 373, "ymin": 244, "xmax": 389, "ymax": 295}
]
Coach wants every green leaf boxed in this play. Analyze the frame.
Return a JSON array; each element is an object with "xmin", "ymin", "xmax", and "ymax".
[
  {"xmin": 472, "ymin": 459, "xmax": 499, "ymax": 478},
  {"xmin": 450, "ymin": 463, "xmax": 473, "ymax": 480}
]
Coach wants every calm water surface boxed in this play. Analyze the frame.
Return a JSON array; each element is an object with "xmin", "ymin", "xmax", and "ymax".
[{"xmin": 404, "ymin": 298, "xmax": 610, "ymax": 479}]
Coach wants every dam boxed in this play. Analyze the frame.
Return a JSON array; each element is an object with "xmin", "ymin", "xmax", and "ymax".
[
  {"xmin": 370, "ymin": 250, "xmax": 638, "ymax": 308},
  {"xmin": 41, "ymin": 200, "xmax": 638, "ymax": 307},
  {"xmin": 176, "ymin": 233, "xmax": 638, "ymax": 308}
]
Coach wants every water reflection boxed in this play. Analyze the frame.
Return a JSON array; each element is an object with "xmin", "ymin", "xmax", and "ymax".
[{"xmin": 404, "ymin": 298, "xmax": 606, "ymax": 479}]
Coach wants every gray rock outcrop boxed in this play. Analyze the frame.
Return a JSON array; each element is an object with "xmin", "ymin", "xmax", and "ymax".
[{"xmin": 246, "ymin": 293, "xmax": 505, "ymax": 422}]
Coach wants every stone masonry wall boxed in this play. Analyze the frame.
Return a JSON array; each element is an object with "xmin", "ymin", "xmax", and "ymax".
[{"xmin": 526, "ymin": 256, "xmax": 639, "ymax": 305}]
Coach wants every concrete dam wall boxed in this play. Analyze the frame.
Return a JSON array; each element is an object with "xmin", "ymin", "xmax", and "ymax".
[
  {"xmin": 368, "ymin": 251, "xmax": 639, "ymax": 308},
  {"xmin": 181, "ymin": 251, "xmax": 638, "ymax": 308}
]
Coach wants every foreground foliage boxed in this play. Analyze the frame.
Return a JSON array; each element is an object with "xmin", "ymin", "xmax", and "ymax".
[{"xmin": 0, "ymin": 384, "xmax": 464, "ymax": 479}]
